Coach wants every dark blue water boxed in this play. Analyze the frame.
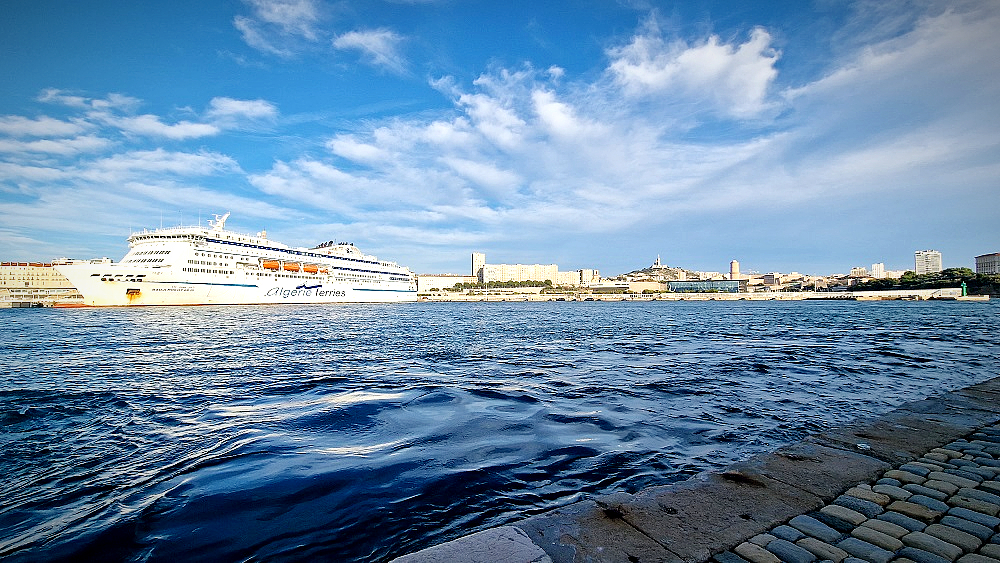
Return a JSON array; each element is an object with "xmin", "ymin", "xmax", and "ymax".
[{"xmin": 2, "ymin": 301, "xmax": 998, "ymax": 561}]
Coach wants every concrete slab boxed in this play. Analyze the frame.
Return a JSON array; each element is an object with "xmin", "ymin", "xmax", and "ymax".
[
  {"xmin": 728, "ymin": 441, "xmax": 891, "ymax": 501},
  {"xmin": 595, "ymin": 470, "xmax": 825, "ymax": 563},
  {"xmin": 513, "ymin": 499, "xmax": 683, "ymax": 563},
  {"xmin": 392, "ymin": 526, "xmax": 552, "ymax": 563}
]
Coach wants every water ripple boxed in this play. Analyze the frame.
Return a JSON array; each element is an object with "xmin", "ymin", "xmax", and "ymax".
[{"xmin": 1, "ymin": 300, "xmax": 998, "ymax": 561}]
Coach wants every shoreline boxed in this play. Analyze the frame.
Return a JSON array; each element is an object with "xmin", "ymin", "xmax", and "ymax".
[{"xmin": 393, "ymin": 376, "xmax": 1000, "ymax": 563}]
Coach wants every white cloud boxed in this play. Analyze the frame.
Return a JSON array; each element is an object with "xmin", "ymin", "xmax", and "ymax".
[
  {"xmin": 87, "ymin": 149, "xmax": 240, "ymax": 177},
  {"xmin": 607, "ymin": 23, "xmax": 780, "ymax": 118},
  {"xmin": 234, "ymin": 0, "xmax": 322, "ymax": 57},
  {"xmin": 333, "ymin": 29, "xmax": 407, "ymax": 74},
  {"xmin": 0, "ymin": 116, "xmax": 87, "ymax": 138},
  {"xmin": 244, "ymin": 0, "xmax": 320, "ymax": 40},
  {"xmin": 0, "ymin": 135, "xmax": 110, "ymax": 155},
  {"xmin": 112, "ymin": 115, "xmax": 220, "ymax": 139},
  {"xmin": 207, "ymin": 97, "xmax": 278, "ymax": 121},
  {"xmin": 327, "ymin": 135, "xmax": 390, "ymax": 164}
]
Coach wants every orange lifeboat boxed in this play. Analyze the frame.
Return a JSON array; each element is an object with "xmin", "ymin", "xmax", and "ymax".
[
  {"xmin": 283, "ymin": 262, "xmax": 300, "ymax": 272},
  {"xmin": 262, "ymin": 261, "xmax": 280, "ymax": 270},
  {"xmin": 303, "ymin": 264, "xmax": 319, "ymax": 274},
  {"xmin": 319, "ymin": 268, "xmax": 329, "ymax": 274}
]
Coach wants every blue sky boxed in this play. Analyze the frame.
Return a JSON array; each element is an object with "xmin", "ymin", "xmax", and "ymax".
[{"xmin": 1, "ymin": 0, "xmax": 997, "ymax": 276}]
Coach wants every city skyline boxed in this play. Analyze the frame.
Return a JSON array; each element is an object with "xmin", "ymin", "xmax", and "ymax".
[{"xmin": 2, "ymin": 1, "xmax": 999, "ymax": 276}]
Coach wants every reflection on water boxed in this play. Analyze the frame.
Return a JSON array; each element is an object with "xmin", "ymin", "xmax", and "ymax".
[{"xmin": 1, "ymin": 301, "xmax": 999, "ymax": 562}]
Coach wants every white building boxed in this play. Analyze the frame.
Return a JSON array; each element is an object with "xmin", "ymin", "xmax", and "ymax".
[
  {"xmin": 914, "ymin": 250, "xmax": 942, "ymax": 274},
  {"xmin": 871, "ymin": 263, "xmax": 885, "ymax": 279},
  {"xmin": 975, "ymin": 253, "xmax": 1000, "ymax": 275},
  {"xmin": 471, "ymin": 253, "xmax": 598, "ymax": 286},
  {"xmin": 850, "ymin": 266, "xmax": 869, "ymax": 278}
]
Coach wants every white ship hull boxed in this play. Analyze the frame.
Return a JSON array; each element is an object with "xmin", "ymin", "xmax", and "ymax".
[{"xmin": 56, "ymin": 213, "xmax": 417, "ymax": 306}]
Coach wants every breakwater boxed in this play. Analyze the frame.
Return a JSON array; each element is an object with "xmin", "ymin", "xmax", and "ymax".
[{"xmin": 2, "ymin": 300, "xmax": 999, "ymax": 561}]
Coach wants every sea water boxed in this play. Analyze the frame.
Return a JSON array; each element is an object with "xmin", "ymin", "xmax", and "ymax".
[{"xmin": 2, "ymin": 300, "xmax": 999, "ymax": 562}]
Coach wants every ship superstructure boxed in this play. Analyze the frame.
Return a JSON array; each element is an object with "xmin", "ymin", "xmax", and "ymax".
[{"xmin": 56, "ymin": 213, "xmax": 417, "ymax": 306}]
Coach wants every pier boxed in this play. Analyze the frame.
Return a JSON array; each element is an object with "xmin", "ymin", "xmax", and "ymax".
[{"xmin": 393, "ymin": 376, "xmax": 1000, "ymax": 563}]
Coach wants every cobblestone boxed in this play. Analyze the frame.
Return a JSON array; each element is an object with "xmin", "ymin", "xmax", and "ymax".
[
  {"xmin": 735, "ymin": 541, "xmax": 782, "ymax": 563},
  {"xmin": 860, "ymin": 517, "xmax": 909, "ymax": 539},
  {"xmin": 795, "ymin": 537, "xmax": 849, "ymax": 562},
  {"xmin": 939, "ymin": 515, "xmax": 994, "ymax": 541},
  {"xmin": 789, "ymin": 515, "xmax": 843, "ymax": 544},
  {"xmin": 765, "ymin": 538, "xmax": 817, "ymax": 563},
  {"xmin": 902, "ymin": 531, "xmax": 965, "ymax": 561},
  {"xmin": 851, "ymin": 525, "xmax": 904, "ymax": 551},
  {"xmin": 836, "ymin": 537, "xmax": 894, "ymax": 563},
  {"xmin": 924, "ymin": 523, "xmax": 982, "ymax": 553}
]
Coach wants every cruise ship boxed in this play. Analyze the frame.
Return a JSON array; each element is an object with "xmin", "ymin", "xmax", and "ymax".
[{"xmin": 56, "ymin": 213, "xmax": 418, "ymax": 306}]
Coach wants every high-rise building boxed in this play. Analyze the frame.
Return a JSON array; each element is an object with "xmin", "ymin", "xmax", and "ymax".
[
  {"xmin": 471, "ymin": 252, "xmax": 486, "ymax": 281},
  {"xmin": 975, "ymin": 253, "xmax": 1000, "ymax": 275},
  {"xmin": 871, "ymin": 263, "xmax": 885, "ymax": 279},
  {"xmin": 914, "ymin": 250, "xmax": 942, "ymax": 274},
  {"xmin": 729, "ymin": 260, "xmax": 740, "ymax": 280}
]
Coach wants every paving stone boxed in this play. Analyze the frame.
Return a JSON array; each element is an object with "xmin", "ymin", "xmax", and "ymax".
[
  {"xmin": 878, "ymin": 510, "xmax": 928, "ymax": 532},
  {"xmin": 956, "ymin": 554, "xmax": 1000, "ymax": 563},
  {"xmin": 934, "ymin": 449, "xmax": 967, "ymax": 459},
  {"xmin": 878, "ymin": 477, "xmax": 903, "ymax": 487},
  {"xmin": 903, "ymin": 531, "xmax": 965, "ymax": 560},
  {"xmin": 795, "ymin": 537, "xmax": 849, "ymax": 562},
  {"xmin": 981, "ymin": 481, "xmax": 1000, "ymax": 495},
  {"xmin": 909, "ymin": 494, "xmax": 952, "ymax": 512},
  {"xmin": 947, "ymin": 507, "xmax": 1000, "ymax": 528},
  {"xmin": 940, "ymin": 515, "xmax": 995, "ymax": 540},
  {"xmin": 950, "ymin": 496, "xmax": 1000, "ymax": 517},
  {"xmin": 834, "ymin": 495, "xmax": 884, "ymax": 518},
  {"xmin": 925, "ymin": 523, "xmax": 983, "ymax": 553},
  {"xmin": 954, "ymin": 459, "xmax": 981, "ymax": 467},
  {"xmin": 905, "ymin": 483, "xmax": 951, "ymax": 501},
  {"xmin": 926, "ymin": 480, "xmax": 963, "ymax": 496},
  {"xmin": 851, "ymin": 525, "xmax": 904, "ymax": 551},
  {"xmin": 750, "ymin": 533, "xmax": 777, "ymax": 546},
  {"xmin": 913, "ymin": 461, "xmax": 949, "ymax": 471},
  {"xmin": 958, "ymin": 488, "xmax": 1000, "ymax": 507},
  {"xmin": 928, "ymin": 453, "xmax": 954, "ymax": 462},
  {"xmin": 845, "ymin": 486, "xmax": 892, "ymax": 506},
  {"xmin": 889, "ymin": 500, "xmax": 946, "ymax": 522},
  {"xmin": 790, "ymin": 515, "xmax": 844, "ymax": 544},
  {"xmin": 890, "ymin": 470, "xmax": 931, "ymax": 485},
  {"xmin": 945, "ymin": 469, "xmax": 987, "ymax": 484},
  {"xmin": 836, "ymin": 537, "xmax": 894, "ymax": 563},
  {"xmin": 821, "ymin": 505, "xmax": 868, "ymax": 526},
  {"xmin": 843, "ymin": 558, "xmax": 869, "ymax": 563},
  {"xmin": 930, "ymin": 472, "xmax": 981, "ymax": 489},
  {"xmin": 961, "ymin": 468, "xmax": 999, "ymax": 480},
  {"xmin": 765, "ymin": 538, "xmax": 817, "ymax": 563},
  {"xmin": 861, "ymin": 517, "xmax": 909, "ymax": 538},
  {"xmin": 898, "ymin": 546, "xmax": 954, "ymax": 563},
  {"xmin": 981, "ymin": 545, "xmax": 1000, "ymax": 559},
  {"xmin": 974, "ymin": 459, "xmax": 1000, "ymax": 469},
  {"xmin": 904, "ymin": 464, "xmax": 936, "ymax": 476},
  {"xmin": 713, "ymin": 551, "xmax": 752, "ymax": 563},
  {"xmin": 735, "ymin": 541, "xmax": 782, "ymax": 563},
  {"xmin": 873, "ymin": 483, "xmax": 912, "ymax": 501},
  {"xmin": 772, "ymin": 525, "xmax": 805, "ymax": 542},
  {"xmin": 813, "ymin": 512, "xmax": 857, "ymax": 533}
]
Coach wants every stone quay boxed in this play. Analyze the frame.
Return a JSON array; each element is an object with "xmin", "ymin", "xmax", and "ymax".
[{"xmin": 392, "ymin": 376, "xmax": 1000, "ymax": 563}]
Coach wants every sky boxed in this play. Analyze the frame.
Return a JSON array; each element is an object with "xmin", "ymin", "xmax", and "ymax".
[{"xmin": 1, "ymin": 0, "xmax": 998, "ymax": 276}]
